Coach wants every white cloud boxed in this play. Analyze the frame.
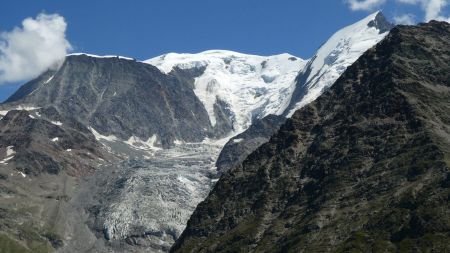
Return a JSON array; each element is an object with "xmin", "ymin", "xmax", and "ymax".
[
  {"xmin": 397, "ymin": 0, "xmax": 421, "ymax": 3},
  {"xmin": 424, "ymin": 0, "xmax": 450, "ymax": 22},
  {"xmin": 396, "ymin": 0, "xmax": 450, "ymax": 22},
  {"xmin": 346, "ymin": 0, "xmax": 387, "ymax": 11},
  {"xmin": 345, "ymin": 0, "xmax": 449, "ymax": 23},
  {"xmin": 0, "ymin": 13, "xmax": 71, "ymax": 84},
  {"xmin": 394, "ymin": 13, "xmax": 417, "ymax": 24}
]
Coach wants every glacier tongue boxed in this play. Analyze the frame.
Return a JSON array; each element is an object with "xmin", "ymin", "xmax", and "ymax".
[
  {"xmin": 146, "ymin": 50, "xmax": 306, "ymax": 133},
  {"xmin": 69, "ymin": 141, "xmax": 224, "ymax": 252},
  {"xmin": 57, "ymin": 11, "xmax": 394, "ymax": 253}
]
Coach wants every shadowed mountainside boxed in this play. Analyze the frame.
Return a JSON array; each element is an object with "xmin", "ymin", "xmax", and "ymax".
[
  {"xmin": 4, "ymin": 56, "xmax": 217, "ymax": 148},
  {"xmin": 172, "ymin": 21, "xmax": 450, "ymax": 253}
]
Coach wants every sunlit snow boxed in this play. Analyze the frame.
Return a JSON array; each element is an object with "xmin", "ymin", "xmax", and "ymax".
[
  {"xmin": 285, "ymin": 11, "xmax": 389, "ymax": 116},
  {"xmin": 146, "ymin": 50, "xmax": 307, "ymax": 132}
]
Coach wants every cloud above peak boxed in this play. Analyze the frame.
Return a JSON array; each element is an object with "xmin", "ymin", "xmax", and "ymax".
[
  {"xmin": 346, "ymin": 0, "xmax": 387, "ymax": 11},
  {"xmin": 0, "ymin": 13, "xmax": 71, "ymax": 84},
  {"xmin": 394, "ymin": 13, "xmax": 417, "ymax": 24},
  {"xmin": 346, "ymin": 0, "xmax": 450, "ymax": 23}
]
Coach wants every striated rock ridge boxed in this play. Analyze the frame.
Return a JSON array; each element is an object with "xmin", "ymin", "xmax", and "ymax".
[
  {"xmin": 215, "ymin": 115, "xmax": 286, "ymax": 173},
  {"xmin": 0, "ymin": 109, "xmax": 106, "ymax": 177},
  {"xmin": 4, "ymin": 55, "xmax": 212, "ymax": 148}
]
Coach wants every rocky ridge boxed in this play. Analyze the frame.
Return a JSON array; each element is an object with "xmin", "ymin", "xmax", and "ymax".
[{"xmin": 172, "ymin": 21, "xmax": 450, "ymax": 253}]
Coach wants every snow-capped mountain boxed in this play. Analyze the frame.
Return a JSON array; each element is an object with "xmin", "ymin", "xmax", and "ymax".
[
  {"xmin": 146, "ymin": 50, "xmax": 306, "ymax": 133},
  {"xmin": 173, "ymin": 20, "xmax": 450, "ymax": 253},
  {"xmin": 210, "ymin": 11, "xmax": 394, "ymax": 179},
  {"xmin": 0, "ymin": 11, "xmax": 396, "ymax": 253},
  {"xmin": 1, "ymin": 11, "xmax": 393, "ymax": 149},
  {"xmin": 283, "ymin": 11, "xmax": 393, "ymax": 116},
  {"xmin": 2, "ymin": 11, "xmax": 391, "ymax": 150},
  {"xmin": 145, "ymin": 11, "xmax": 393, "ymax": 134}
]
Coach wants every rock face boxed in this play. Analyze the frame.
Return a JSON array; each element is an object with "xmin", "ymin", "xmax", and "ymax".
[
  {"xmin": 216, "ymin": 115, "xmax": 285, "ymax": 172},
  {"xmin": 214, "ymin": 11, "xmax": 393, "ymax": 173},
  {"xmin": 0, "ymin": 109, "xmax": 105, "ymax": 176},
  {"xmin": 172, "ymin": 21, "xmax": 450, "ymax": 252},
  {"xmin": 5, "ymin": 55, "xmax": 212, "ymax": 148}
]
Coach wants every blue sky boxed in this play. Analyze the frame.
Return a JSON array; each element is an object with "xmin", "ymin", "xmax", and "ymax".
[{"xmin": 0, "ymin": 0, "xmax": 448, "ymax": 102}]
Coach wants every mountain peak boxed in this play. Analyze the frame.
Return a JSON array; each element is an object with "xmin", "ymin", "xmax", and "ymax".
[
  {"xmin": 146, "ymin": 50, "xmax": 306, "ymax": 133},
  {"xmin": 66, "ymin": 53, "xmax": 136, "ymax": 61},
  {"xmin": 173, "ymin": 20, "xmax": 450, "ymax": 253},
  {"xmin": 283, "ymin": 11, "xmax": 393, "ymax": 117},
  {"xmin": 368, "ymin": 11, "xmax": 395, "ymax": 33}
]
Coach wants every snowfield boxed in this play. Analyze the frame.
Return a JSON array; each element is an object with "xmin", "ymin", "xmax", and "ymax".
[
  {"xmin": 145, "ymin": 12, "xmax": 389, "ymax": 130},
  {"xmin": 285, "ymin": 11, "xmax": 390, "ymax": 116},
  {"xmin": 146, "ymin": 50, "xmax": 306, "ymax": 132}
]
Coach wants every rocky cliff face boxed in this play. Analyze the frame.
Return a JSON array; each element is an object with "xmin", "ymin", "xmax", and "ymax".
[
  {"xmin": 215, "ymin": 115, "xmax": 285, "ymax": 172},
  {"xmin": 172, "ymin": 21, "xmax": 450, "ymax": 252},
  {"xmin": 4, "ymin": 55, "xmax": 213, "ymax": 148},
  {"xmin": 0, "ymin": 109, "xmax": 106, "ymax": 177}
]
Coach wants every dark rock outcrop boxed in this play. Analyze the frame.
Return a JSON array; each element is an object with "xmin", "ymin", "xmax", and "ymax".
[
  {"xmin": 368, "ymin": 11, "xmax": 395, "ymax": 33},
  {"xmin": 0, "ymin": 109, "xmax": 106, "ymax": 176},
  {"xmin": 4, "ymin": 55, "xmax": 218, "ymax": 148},
  {"xmin": 216, "ymin": 115, "xmax": 285, "ymax": 172},
  {"xmin": 172, "ymin": 21, "xmax": 450, "ymax": 252}
]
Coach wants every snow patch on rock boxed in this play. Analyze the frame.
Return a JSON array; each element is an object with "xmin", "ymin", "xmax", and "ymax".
[
  {"xmin": 89, "ymin": 127, "xmax": 119, "ymax": 142},
  {"xmin": 233, "ymin": 138, "xmax": 244, "ymax": 143},
  {"xmin": 44, "ymin": 75, "xmax": 54, "ymax": 84},
  {"xmin": 124, "ymin": 135, "xmax": 161, "ymax": 151},
  {"xmin": 0, "ymin": 146, "xmax": 15, "ymax": 164},
  {"xmin": 50, "ymin": 120, "xmax": 63, "ymax": 126},
  {"xmin": 67, "ymin": 53, "xmax": 135, "ymax": 61}
]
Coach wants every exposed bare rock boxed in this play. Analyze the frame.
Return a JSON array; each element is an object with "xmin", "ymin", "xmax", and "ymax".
[{"xmin": 172, "ymin": 21, "xmax": 450, "ymax": 253}]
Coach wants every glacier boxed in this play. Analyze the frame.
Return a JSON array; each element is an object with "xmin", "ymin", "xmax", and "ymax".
[
  {"xmin": 0, "ymin": 11, "xmax": 394, "ymax": 253},
  {"xmin": 146, "ymin": 50, "xmax": 306, "ymax": 132}
]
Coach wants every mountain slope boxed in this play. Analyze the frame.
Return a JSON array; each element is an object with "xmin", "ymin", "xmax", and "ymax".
[
  {"xmin": 0, "ymin": 109, "xmax": 109, "ymax": 253},
  {"xmin": 283, "ymin": 11, "xmax": 393, "ymax": 117},
  {"xmin": 3, "ymin": 55, "xmax": 212, "ymax": 148},
  {"xmin": 146, "ymin": 50, "xmax": 306, "ymax": 133},
  {"xmin": 215, "ymin": 115, "xmax": 286, "ymax": 172},
  {"xmin": 146, "ymin": 12, "xmax": 392, "ymax": 132},
  {"xmin": 3, "ymin": 12, "xmax": 391, "ymax": 151},
  {"xmin": 214, "ymin": 12, "xmax": 393, "ymax": 173},
  {"xmin": 0, "ymin": 11, "xmax": 398, "ymax": 253},
  {"xmin": 172, "ymin": 21, "xmax": 450, "ymax": 252},
  {"xmin": 0, "ymin": 109, "xmax": 106, "ymax": 176}
]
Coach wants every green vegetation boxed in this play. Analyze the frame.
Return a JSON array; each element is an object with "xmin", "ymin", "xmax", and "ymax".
[
  {"xmin": 444, "ymin": 154, "xmax": 450, "ymax": 168},
  {"xmin": 0, "ymin": 234, "xmax": 30, "ymax": 253}
]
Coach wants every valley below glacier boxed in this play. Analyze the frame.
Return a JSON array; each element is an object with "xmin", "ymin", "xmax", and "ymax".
[
  {"xmin": 57, "ymin": 140, "xmax": 225, "ymax": 253},
  {"xmin": 0, "ymin": 10, "xmax": 407, "ymax": 253}
]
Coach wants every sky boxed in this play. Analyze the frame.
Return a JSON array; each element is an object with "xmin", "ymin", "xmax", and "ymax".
[{"xmin": 0, "ymin": 0, "xmax": 449, "ymax": 102}]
